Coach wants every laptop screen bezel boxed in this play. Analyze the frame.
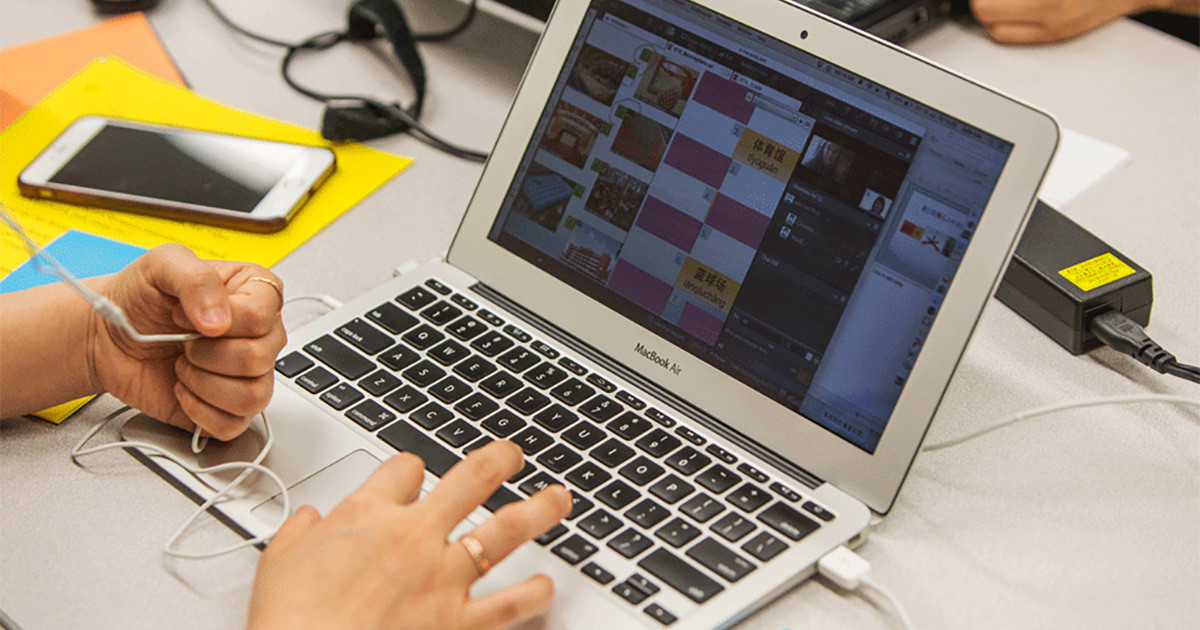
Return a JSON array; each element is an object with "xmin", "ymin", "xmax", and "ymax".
[{"xmin": 449, "ymin": 0, "xmax": 1058, "ymax": 514}]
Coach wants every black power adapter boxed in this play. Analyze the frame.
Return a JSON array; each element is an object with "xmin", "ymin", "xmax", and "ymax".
[{"xmin": 996, "ymin": 201, "xmax": 1197, "ymax": 383}]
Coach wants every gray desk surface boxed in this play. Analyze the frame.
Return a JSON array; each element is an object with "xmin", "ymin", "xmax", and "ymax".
[{"xmin": 2, "ymin": 1, "xmax": 1197, "ymax": 628}]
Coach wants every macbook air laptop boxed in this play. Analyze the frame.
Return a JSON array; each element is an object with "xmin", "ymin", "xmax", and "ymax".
[{"xmin": 124, "ymin": 0, "xmax": 1056, "ymax": 627}]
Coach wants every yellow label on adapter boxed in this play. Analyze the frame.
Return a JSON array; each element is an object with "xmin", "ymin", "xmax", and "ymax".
[{"xmin": 1058, "ymin": 253, "xmax": 1135, "ymax": 292}]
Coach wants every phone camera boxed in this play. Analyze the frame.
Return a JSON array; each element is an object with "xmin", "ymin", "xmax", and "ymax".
[{"xmin": 800, "ymin": 30, "xmax": 809, "ymax": 39}]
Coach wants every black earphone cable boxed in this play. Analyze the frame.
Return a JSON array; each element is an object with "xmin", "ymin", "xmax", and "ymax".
[{"xmin": 198, "ymin": 0, "xmax": 488, "ymax": 162}]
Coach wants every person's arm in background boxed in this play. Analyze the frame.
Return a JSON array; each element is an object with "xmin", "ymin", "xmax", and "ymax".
[
  {"xmin": 971, "ymin": 0, "xmax": 1199, "ymax": 43},
  {"xmin": 0, "ymin": 243, "xmax": 285, "ymax": 439}
]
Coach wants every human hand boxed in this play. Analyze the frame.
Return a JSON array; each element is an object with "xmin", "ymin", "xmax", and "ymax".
[
  {"xmin": 248, "ymin": 441, "xmax": 574, "ymax": 630},
  {"xmin": 87, "ymin": 244, "xmax": 286, "ymax": 440},
  {"xmin": 971, "ymin": 0, "xmax": 1160, "ymax": 43}
]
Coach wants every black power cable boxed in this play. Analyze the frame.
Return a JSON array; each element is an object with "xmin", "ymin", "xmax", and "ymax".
[{"xmin": 198, "ymin": 0, "xmax": 488, "ymax": 161}]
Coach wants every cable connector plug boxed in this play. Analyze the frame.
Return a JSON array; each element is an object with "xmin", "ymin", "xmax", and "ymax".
[
  {"xmin": 818, "ymin": 546, "xmax": 916, "ymax": 629},
  {"xmin": 1089, "ymin": 310, "xmax": 1174, "ymax": 372}
]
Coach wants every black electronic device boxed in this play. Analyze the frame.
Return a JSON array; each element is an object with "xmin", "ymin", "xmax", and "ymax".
[{"xmin": 90, "ymin": 0, "xmax": 161, "ymax": 14}]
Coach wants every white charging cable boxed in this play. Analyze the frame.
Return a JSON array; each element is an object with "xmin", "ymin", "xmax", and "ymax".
[{"xmin": 818, "ymin": 545, "xmax": 916, "ymax": 630}]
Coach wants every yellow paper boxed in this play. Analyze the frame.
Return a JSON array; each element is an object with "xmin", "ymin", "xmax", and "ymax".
[
  {"xmin": 1, "ymin": 59, "xmax": 412, "ymax": 423},
  {"xmin": 1, "ymin": 58, "xmax": 411, "ymax": 274}
]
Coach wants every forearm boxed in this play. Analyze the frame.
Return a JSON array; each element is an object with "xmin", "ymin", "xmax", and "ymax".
[
  {"xmin": 1156, "ymin": 0, "xmax": 1199, "ymax": 15},
  {"xmin": 0, "ymin": 279, "xmax": 102, "ymax": 417}
]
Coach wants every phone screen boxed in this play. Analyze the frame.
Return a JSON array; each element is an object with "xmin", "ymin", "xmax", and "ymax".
[{"xmin": 47, "ymin": 124, "xmax": 310, "ymax": 213}]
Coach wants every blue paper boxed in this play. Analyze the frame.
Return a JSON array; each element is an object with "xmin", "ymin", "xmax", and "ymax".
[{"xmin": 0, "ymin": 230, "xmax": 146, "ymax": 294}]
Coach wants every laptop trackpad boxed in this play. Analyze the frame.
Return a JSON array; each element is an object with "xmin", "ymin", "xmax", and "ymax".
[{"xmin": 250, "ymin": 449, "xmax": 382, "ymax": 523}]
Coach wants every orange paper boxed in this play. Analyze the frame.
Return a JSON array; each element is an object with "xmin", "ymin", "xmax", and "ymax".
[{"xmin": 0, "ymin": 12, "xmax": 184, "ymax": 129}]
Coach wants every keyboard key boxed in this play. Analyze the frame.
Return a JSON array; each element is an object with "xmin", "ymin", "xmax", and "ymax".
[
  {"xmin": 275, "ymin": 351, "xmax": 314, "ymax": 377},
  {"xmin": 497, "ymin": 347, "xmax": 540, "ymax": 373},
  {"xmin": 428, "ymin": 376, "xmax": 471, "ymax": 404},
  {"xmin": 549, "ymin": 378, "xmax": 595, "ymax": 406},
  {"xmin": 608, "ymin": 412, "xmax": 653, "ymax": 440},
  {"xmin": 480, "ymin": 370, "xmax": 522, "ymax": 398},
  {"xmin": 757, "ymin": 501, "xmax": 820, "ymax": 541},
  {"xmin": 470, "ymin": 331, "xmax": 514, "ymax": 357},
  {"xmin": 607, "ymin": 528, "xmax": 653, "ymax": 559},
  {"xmin": 378, "ymin": 344, "xmax": 420, "ymax": 371},
  {"xmin": 557, "ymin": 356, "xmax": 586, "ymax": 375},
  {"xmin": 529, "ymin": 339, "xmax": 559, "ymax": 359},
  {"xmin": 562, "ymin": 420, "xmax": 606, "ymax": 449},
  {"xmin": 686, "ymin": 537, "xmax": 756, "ymax": 583},
  {"xmin": 507, "ymin": 387, "xmax": 550, "ymax": 415},
  {"xmin": 568, "ymin": 491, "xmax": 593, "ymax": 520},
  {"xmin": 345, "ymin": 399, "xmax": 396, "ymax": 431},
  {"xmin": 476, "ymin": 309, "xmax": 504, "ymax": 327},
  {"xmin": 321, "ymin": 383, "xmax": 364, "ymax": 410},
  {"xmin": 429, "ymin": 340, "xmax": 470, "ymax": 365},
  {"xmin": 481, "ymin": 409, "xmax": 526, "ymax": 437},
  {"xmin": 770, "ymin": 481, "xmax": 803, "ymax": 503},
  {"xmin": 696, "ymin": 464, "xmax": 741, "ymax": 494},
  {"xmin": 704, "ymin": 443, "xmax": 737, "ymax": 464},
  {"xmin": 532, "ymin": 404, "xmax": 577, "ymax": 432},
  {"xmin": 402, "ymin": 324, "xmax": 444, "ymax": 350},
  {"xmin": 644, "ymin": 603, "xmax": 677, "ymax": 626},
  {"xmin": 582, "ymin": 562, "xmax": 614, "ymax": 585},
  {"xmin": 613, "ymin": 580, "xmax": 648, "ymax": 605},
  {"xmin": 509, "ymin": 460, "xmax": 535, "ymax": 483},
  {"xmin": 502, "ymin": 324, "xmax": 532, "ymax": 343},
  {"xmin": 736, "ymin": 463, "xmax": 769, "ymax": 484},
  {"xmin": 410, "ymin": 402, "xmax": 455, "ymax": 430},
  {"xmin": 452, "ymin": 355, "xmax": 497, "ymax": 382},
  {"xmin": 619, "ymin": 456, "xmax": 665, "ymax": 486},
  {"xmin": 649, "ymin": 475, "xmax": 695, "ymax": 504},
  {"xmin": 382, "ymin": 385, "xmax": 427, "ymax": 413},
  {"xmin": 627, "ymin": 573, "xmax": 660, "ymax": 597},
  {"xmin": 664, "ymin": 446, "xmax": 711, "ymax": 476},
  {"xmin": 594, "ymin": 480, "xmax": 640, "ymax": 509},
  {"xmin": 624, "ymin": 498, "xmax": 670, "ymax": 528},
  {"xmin": 402, "ymin": 360, "xmax": 446, "ymax": 387},
  {"xmin": 552, "ymin": 535, "xmax": 597, "ymax": 566},
  {"xmin": 742, "ymin": 531, "xmax": 788, "ymax": 562},
  {"xmin": 578, "ymin": 509, "xmax": 622, "ymax": 539},
  {"xmin": 454, "ymin": 393, "xmax": 498, "ymax": 421},
  {"xmin": 580, "ymin": 395, "xmax": 623, "ymax": 422},
  {"xmin": 680, "ymin": 493, "xmax": 725, "ymax": 523},
  {"xmin": 564, "ymin": 461, "xmax": 611, "ymax": 492},
  {"xmin": 483, "ymin": 486, "xmax": 521, "ymax": 512},
  {"xmin": 435, "ymin": 419, "xmax": 481, "ymax": 448},
  {"xmin": 586, "ymin": 373, "xmax": 617, "ymax": 393},
  {"xmin": 727, "ymin": 483, "xmax": 772, "ymax": 513},
  {"xmin": 537, "ymin": 445, "xmax": 582, "ymax": 473},
  {"xmin": 511, "ymin": 426, "xmax": 554, "ymax": 455},
  {"xmin": 591, "ymin": 438, "xmax": 636, "ymax": 467},
  {"xmin": 803, "ymin": 501, "xmax": 836, "ymax": 521},
  {"xmin": 518, "ymin": 472, "xmax": 560, "ymax": 496},
  {"xmin": 421, "ymin": 300, "xmax": 462, "ymax": 326},
  {"xmin": 674, "ymin": 426, "xmax": 705, "ymax": 445},
  {"xmin": 423, "ymin": 279, "xmax": 451, "ymax": 295},
  {"xmin": 463, "ymin": 436, "xmax": 493, "ymax": 454},
  {"xmin": 296, "ymin": 366, "xmax": 337, "ymax": 393},
  {"xmin": 359, "ymin": 369, "xmax": 403, "ymax": 396},
  {"xmin": 710, "ymin": 513, "xmax": 756, "ymax": 542},
  {"xmin": 304, "ymin": 335, "xmax": 374, "ymax": 380},
  {"xmin": 335, "ymin": 318, "xmax": 393, "ymax": 355},
  {"xmin": 644, "ymin": 407, "xmax": 676, "ymax": 428},
  {"xmin": 535, "ymin": 524, "xmax": 568, "ymax": 546},
  {"xmin": 655, "ymin": 517, "xmax": 701, "ymax": 548},
  {"xmin": 524, "ymin": 362, "xmax": 568, "ymax": 389},
  {"xmin": 615, "ymin": 391, "xmax": 645, "ymax": 410},
  {"xmin": 366, "ymin": 302, "xmax": 419, "ymax": 334},
  {"xmin": 449, "ymin": 294, "xmax": 478, "ymax": 311},
  {"xmin": 638, "ymin": 548, "xmax": 724, "ymax": 603},
  {"xmin": 377, "ymin": 420, "xmax": 461, "ymax": 477},
  {"xmin": 397, "ymin": 286, "xmax": 437, "ymax": 309},
  {"xmin": 635, "ymin": 429, "xmax": 681, "ymax": 458}
]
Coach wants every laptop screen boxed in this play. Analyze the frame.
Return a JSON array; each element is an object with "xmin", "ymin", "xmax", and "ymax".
[{"xmin": 488, "ymin": 0, "xmax": 1013, "ymax": 453}]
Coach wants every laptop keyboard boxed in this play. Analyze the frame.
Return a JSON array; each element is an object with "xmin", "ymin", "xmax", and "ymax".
[{"xmin": 275, "ymin": 277, "xmax": 836, "ymax": 625}]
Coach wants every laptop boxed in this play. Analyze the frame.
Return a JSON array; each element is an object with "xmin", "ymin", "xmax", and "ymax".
[
  {"xmin": 123, "ymin": 0, "xmax": 1057, "ymax": 627},
  {"xmin": 472, "ymin": 0, "xmax": 951, "ymax": 43}
]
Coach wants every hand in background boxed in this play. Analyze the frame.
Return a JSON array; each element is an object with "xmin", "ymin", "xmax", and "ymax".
[
  {"xmin": 248, "ymin": 441, "xmax": 574, "ymax": 630},
  {"xmin": 971, "ymin": 0, "xmax": 1178, "ymax": 43},
  {"xmin": 89, "ymin": 243, "xmax": 286, "ymax": 439}
]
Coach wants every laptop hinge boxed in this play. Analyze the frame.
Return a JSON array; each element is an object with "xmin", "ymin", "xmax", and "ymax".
[{"xmin": 470, "ymin": 282, "xmax": 825, "ymax": 491}]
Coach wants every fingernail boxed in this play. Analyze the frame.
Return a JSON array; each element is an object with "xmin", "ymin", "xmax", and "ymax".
[
  {"xmin": 556, "ymin": 485, "xmax": 573, "ymax": 511},
  {"xmin": 199, "ymin": 306, "xmax": 228, "ymax": 329}
]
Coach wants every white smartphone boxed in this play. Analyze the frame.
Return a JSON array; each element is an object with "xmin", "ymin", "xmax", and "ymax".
[{"xmin": 18, "ymin": 116, "xmax": 337, "ymax": 233}]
